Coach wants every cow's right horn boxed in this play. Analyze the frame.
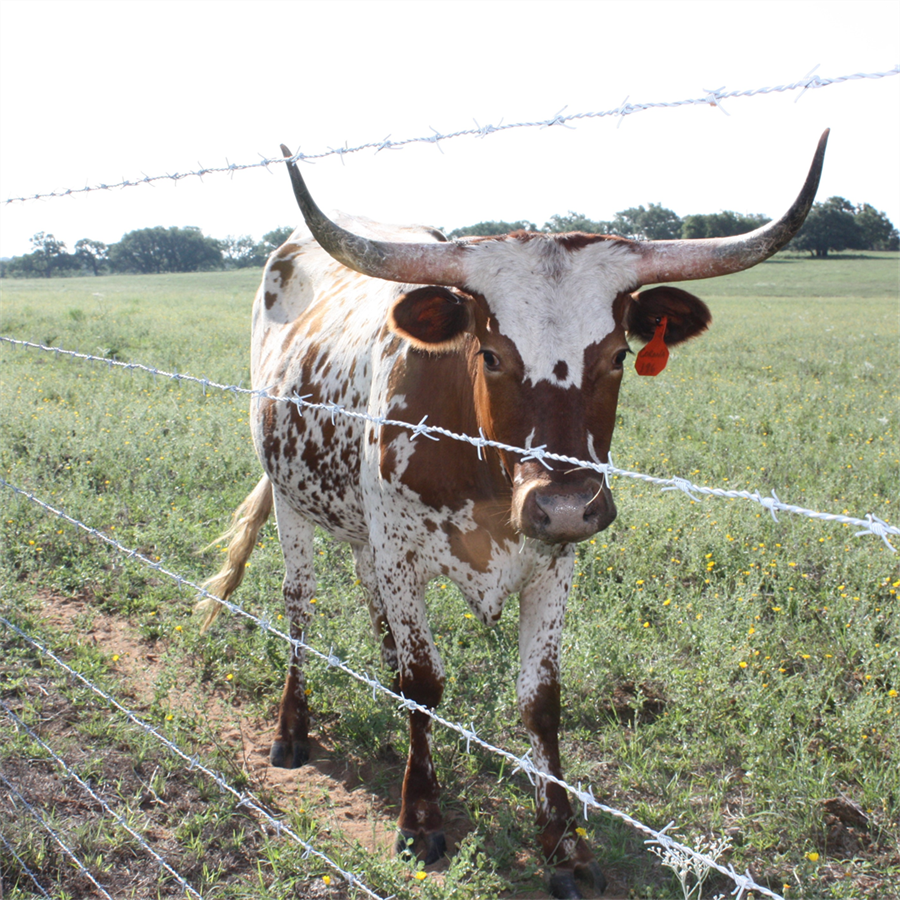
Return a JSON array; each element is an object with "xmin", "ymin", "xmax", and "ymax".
[
  {"xmin": 280, "ymin": 145, "xmax": 469, "ymax": 287},
  {"xmin": 634, "ymin": 130, "xmax": 829, "ymax": 285}
]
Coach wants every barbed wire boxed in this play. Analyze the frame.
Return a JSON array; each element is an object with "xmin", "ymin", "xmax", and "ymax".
[
  {"xmin": 0, "ymin": 613, "xmax": 391, "ymax": 900},
  {"xmin": 3, "ymin": 64, "xmax": 898, "ymax": 205},
  {"xmin": 0, "ymin": 699, "xmax": 204, "ymax": 898},
  {"xmin": 2, "ymin": 335, "xmax": 895, "ymax": 550},
  {"xmin": 0, "ymin": 480, "xmax": 783, "ymax": 900},
  {"xmin": 0, "ymin": 766, "xmax": 116, "ymax": 900},
  {"xmin": 0, "ymin": 829, "xmax": 54, "ymax": 900}
]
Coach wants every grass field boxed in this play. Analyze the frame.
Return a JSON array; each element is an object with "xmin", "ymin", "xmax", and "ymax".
[{"xmin": 0, "ymin": 253, "xmax": 898, "ymax": 899}]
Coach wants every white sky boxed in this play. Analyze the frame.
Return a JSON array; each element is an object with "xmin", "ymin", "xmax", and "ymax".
[{"xmin": 1, "ymin": 0, "xmax": 898, "ymax": 258}]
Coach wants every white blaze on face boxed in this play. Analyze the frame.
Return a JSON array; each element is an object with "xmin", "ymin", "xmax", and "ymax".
[{"xmin": 464, "ymin": 238, "xmax": 640, "ymax": 387}]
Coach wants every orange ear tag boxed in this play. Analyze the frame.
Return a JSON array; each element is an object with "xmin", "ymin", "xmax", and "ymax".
[{"xmin": 634, "ymin": 316, "xmax": 669, "ymax": 376}]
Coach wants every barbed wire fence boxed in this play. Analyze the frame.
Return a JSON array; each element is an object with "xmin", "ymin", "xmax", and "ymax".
[
  {"xmin": 2, "ymin": 336, "xmax": 896, "ymax": 549},
  {"xmin": 3, "ymin": 64, "xmax": 898, "ymax": 205},
  {"xmin": 1, "ymin": 64, "xmax": 897, "ymax": 900}
]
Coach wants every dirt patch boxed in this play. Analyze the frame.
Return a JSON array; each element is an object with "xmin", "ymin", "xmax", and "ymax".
[
  {"xmin": 0, "ymin": 668, "xmax": 269, "ymax": 898},
  {"xmin": 0, "ymin": 593, "xmax": 492, "ymax": 898},
  {"xmin": 597, "ymin": 680, "xmax": 667, "ymax": 725},
  {"xmin": 32, "ymin": 590, "xmax": 420, "ymax": 857}
]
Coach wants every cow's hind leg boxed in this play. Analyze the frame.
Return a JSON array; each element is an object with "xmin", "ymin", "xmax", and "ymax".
[
  {"xmin": 518, "ymin": 564, "xmax": 607, "ymax": 899},
  {"xmin": 270, "ymin": 498, "xmax": 316, "ymax": 769},
  {"xmin": 351, "ymin": 544, "xmax": 399, "ymax": 677},
  {"xmin": 370, "ymin": 551, "xmax": 446, "ymax": 864}
]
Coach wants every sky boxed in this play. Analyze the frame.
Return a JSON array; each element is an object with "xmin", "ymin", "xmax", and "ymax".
[{"xmin": 1, "ymin": 0, "xmax": 898, "ymax": 259}]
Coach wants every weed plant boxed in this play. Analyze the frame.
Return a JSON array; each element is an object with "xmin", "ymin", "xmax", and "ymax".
[{"xmin": 1, "ymin": 255, "xmax": 897, "ymax": 898}]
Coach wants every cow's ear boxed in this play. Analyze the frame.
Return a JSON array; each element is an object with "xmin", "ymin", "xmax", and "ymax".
[
  {"xmin": 389, "ymin": 287, "xmax": 474, "ymax": 351},
  {"xmin": 625, "ymin": 286, "xmax": 712, "ymax": 345}
]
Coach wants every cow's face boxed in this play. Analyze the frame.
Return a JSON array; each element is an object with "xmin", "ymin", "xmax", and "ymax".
[{"xmin": 389, "ymin": 235, "xmax": 711, "ymax": 544}]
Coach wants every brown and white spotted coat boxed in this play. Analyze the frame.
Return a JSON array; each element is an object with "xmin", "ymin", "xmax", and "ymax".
[{"xmin": 206, "ymin": 133, "xmax": 827, "ymax": 899}]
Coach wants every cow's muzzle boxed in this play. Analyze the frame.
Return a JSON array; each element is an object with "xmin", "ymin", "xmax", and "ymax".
[{"xmin": 513, "ymin": 473, "xmax": 616, "ymax": 544}]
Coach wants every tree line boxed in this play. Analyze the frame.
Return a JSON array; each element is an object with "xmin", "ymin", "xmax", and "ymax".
[
  {"xmin": 0, "ymin": 226, "xmax": 295, "ymax": 279},
  {"xmin": 449, "ymin": 197, "xmax": 898, "ymax": 257},
  {"xmin": 1, "ymin": 197, "xmax": 896, "ymax": 278}
]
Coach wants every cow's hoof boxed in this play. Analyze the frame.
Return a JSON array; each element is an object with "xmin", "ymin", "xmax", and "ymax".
[
  {"xmin": 549, "ymin": 861, "xmax": 607, "ymax": 898},
  {"xmin": 575, "ymin": 859, "xmax": 607, "ymax": 893},
  {"xmin": 548, "ymin": 871, "xmax": 583, "ymax": 900},
  {"xmin": 270, "ymin": 740, "xmax": 309, "ymax": 769},
  {"xmin": 395, "ymin": 829, "xmax": 446, "ymax": 864},
  {"xmin": 423, "ymin": 831, "xmax": 447, "ymax": 865},
  {"xmin": 395, "ymin": 829, "xmax": 417, "ymax": 858}
]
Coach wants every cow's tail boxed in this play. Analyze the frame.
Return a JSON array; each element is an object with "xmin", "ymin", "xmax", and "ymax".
[{"xmin": 197, "ymin": 475, "xmax": 274, "ymax": 632}]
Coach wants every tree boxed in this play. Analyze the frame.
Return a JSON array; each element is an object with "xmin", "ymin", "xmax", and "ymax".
[
  {"xmin": 854, "ymin": 203, "xmax": 899, "ymax": 251},
  {"xmin": 681, "ymin": 211, "xmax": 770, "ymax": 239},
  {"xmin": 255, "ymin": 227, "xmax": 296, "ymax": 260},
  {"xmin": 608, "ymin": 203, "xmax": 682, "ymax": 240},
  {"xmin": 448, "ymin": 220, "xmax": 538, "ymax": 238},
  {"xmin": 74, "ymin": 238, "xmax": 108, "ymax": 276},
  {"xmin": 636, "ymin": 203, "xmax": 682, "ymax": 240},
  {"xmin": 0, "ymin": 254, "xmax": 42, "ymax": 278},
  {"xmin": 108, "ymin": 226, "xmax": 224, "ymax": 274},
  {"xmin": 21, "ymin": 232, "xmax": 77, "ymax": 278},
  {"xmin": 222, "ymin": 234, "xmax": 265, "ymax": 269},
  {"xmin": 791, "ymin": 196, "xmax": 865, "ymax": 258},
  {"xmin": 542, "ymin": 212, "xmax": 610, "ymax": 234}
]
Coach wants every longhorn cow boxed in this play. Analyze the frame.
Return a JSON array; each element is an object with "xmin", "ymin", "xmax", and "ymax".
[{"xmin": 202, "ymin": 132, "xmax": 828, "ymax": 898}]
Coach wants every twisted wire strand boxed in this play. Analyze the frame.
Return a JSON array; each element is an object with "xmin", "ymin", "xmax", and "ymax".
[
  {"xmin": 3, "ymin": 64, "xmax": 898, "ymax": 204},
  {"xmin": 2, "ymin": 336, "xmax": 895, "ymax": 550},
  {"xmin": 0, "ymin": 829, "xmax": 54, "ymax": 900},
  {"xmin": 0, "ymin": 767, "xmax": 116, "ymax": 900}
]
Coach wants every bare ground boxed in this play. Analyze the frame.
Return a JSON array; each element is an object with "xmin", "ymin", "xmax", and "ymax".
[{"xmin": 1, "ymin": 593, "xmax": 581, "ymax": 899}]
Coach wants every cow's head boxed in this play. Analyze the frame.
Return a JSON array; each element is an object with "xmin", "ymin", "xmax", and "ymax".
[{"xmin": 280, "ymin": 132, "xmax": 828, "ymax": 544}]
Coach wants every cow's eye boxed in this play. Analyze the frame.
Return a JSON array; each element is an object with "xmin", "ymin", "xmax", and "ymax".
[
  {"xmin": 480, "ymin": 349, "xmax": 501, "ymax": 372},
  {"xmin": 613, "ymin": 349, "xmax": 630, "ymax": 369}
]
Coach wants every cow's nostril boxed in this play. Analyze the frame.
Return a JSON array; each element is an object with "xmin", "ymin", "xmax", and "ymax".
[{"xmin": 531, "ymin": 495, "xmax": 553, "ymax": 528}]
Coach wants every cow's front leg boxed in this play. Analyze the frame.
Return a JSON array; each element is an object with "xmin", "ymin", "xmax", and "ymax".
[
  {"xmin": 396, "ymin": 700, "xmax": 446, "ymax": 864},
  {"xmin": 271, "ymin": 501, "xmax": 316, "ymax": 769},
  {"xmin": 518, "ymin": 559, "xmax": 606, "ymax": 899},
  {"xmin": 372, "ymin": 552, "xmax": 446, "ymax": 864}
]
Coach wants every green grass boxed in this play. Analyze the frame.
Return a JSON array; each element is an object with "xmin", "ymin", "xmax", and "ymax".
[{"xmin": 1, "ymin": 253, "xmax": 898, "ymax": 899}]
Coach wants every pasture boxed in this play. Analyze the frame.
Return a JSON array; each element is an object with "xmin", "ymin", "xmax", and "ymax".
[{"xmin": 0, "ymin": 253, "xmax": 898, "ymax": 899}]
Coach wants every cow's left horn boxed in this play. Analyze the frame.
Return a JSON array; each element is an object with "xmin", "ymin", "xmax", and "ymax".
[
  {"xmin": 634, "ymin": 130, "xmax": 829, "ymax": 285},
  {"xmin": 280, "ymin": 145, "xmax": 469, "ymax": 287}
]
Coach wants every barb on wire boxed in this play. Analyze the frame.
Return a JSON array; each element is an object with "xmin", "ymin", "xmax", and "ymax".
[
  {"xmin": 0, "ymin": 485, "xmax": 785, "ymax": 900},
  {"xmin": 796, "ymin": 64, "xmax": 824, "ymax": 103},
  {"xmin": 702, "ymin": 86, "xmax": 731, "ymax": 115},
  {"xmin": 0, "ymin": 700, "xmax": 203, "ymax": 899},
  {"xmin": 4, "ymin": 64, "xmax": 898, "ymax": 204},
  {"xmin": 0, "ymin": 615, "xmax": 390, "ymax": 900},
  {"xmin": 2, "ymin": 335, "xmax": 895, "ymax": 549},
  {"xmin": 661, "ymin": 476, "xmax": 703, "ymax": 503}
]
